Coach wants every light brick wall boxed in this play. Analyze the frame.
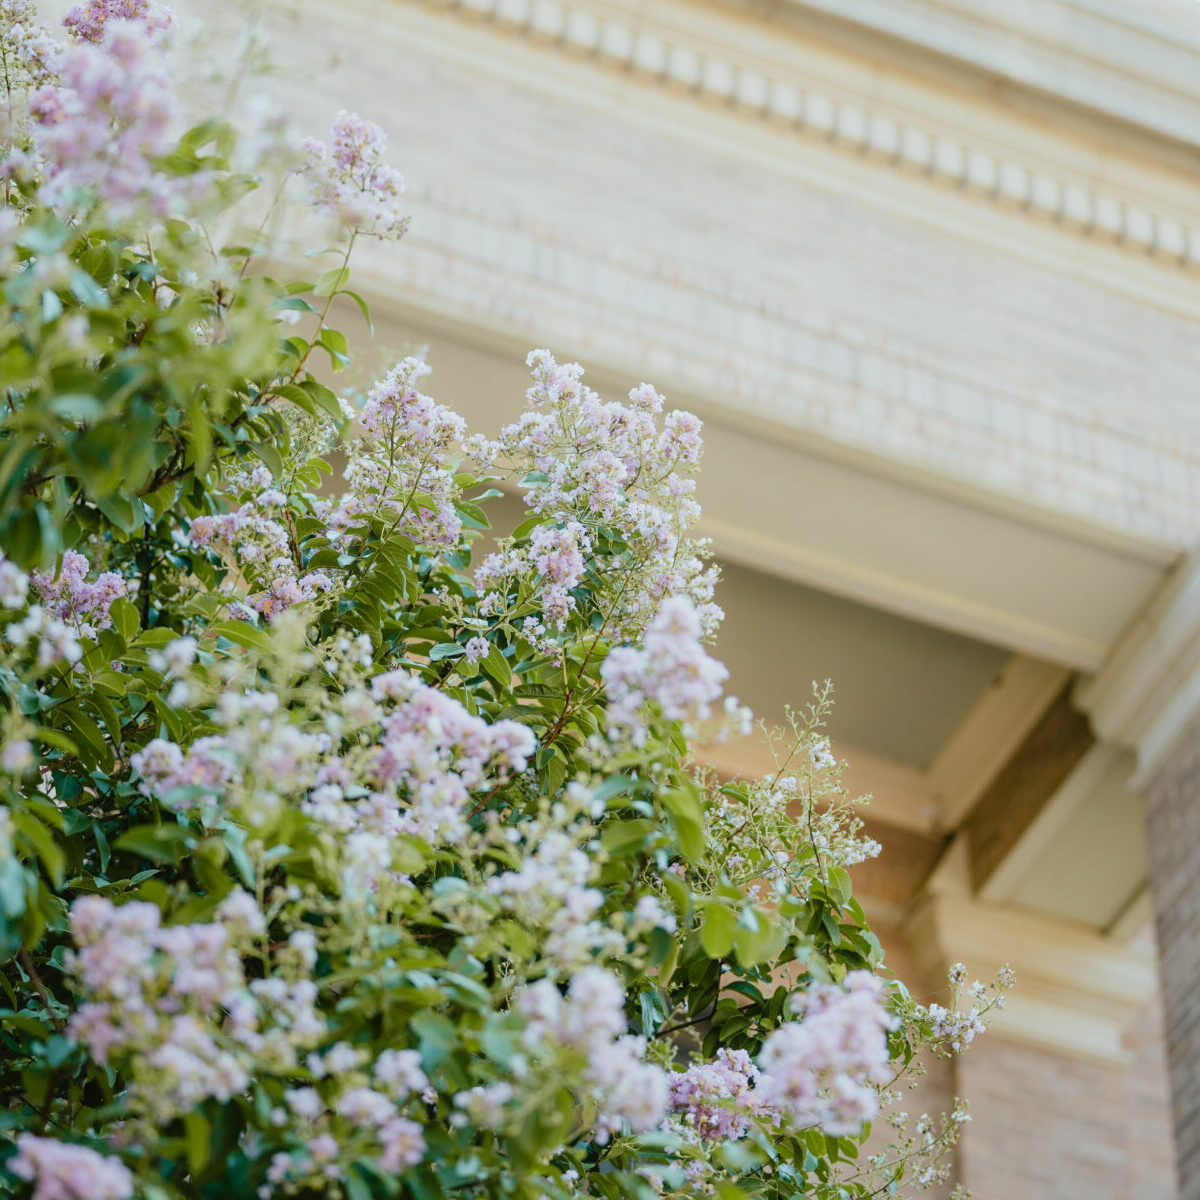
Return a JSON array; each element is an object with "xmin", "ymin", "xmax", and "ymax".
[
  {"xmin": 953, "ymin": 994, "xmax": 1176, "ymax": 1200},
  {"xmin": 1145, "ymin": 718, "xmax": 1200, "ymax": 1199},
  {"xmin": 872, "ymin": 925, "xmax": 959, "ymax": 1200},
  {"xmin": 246, "ymin": 0, "xmax": 1200, "ymax": 548}
]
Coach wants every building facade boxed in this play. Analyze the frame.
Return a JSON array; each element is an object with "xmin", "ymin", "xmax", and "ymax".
[{"xmin": 227, "ymin": 0, "xmax": 1200, "ymax": 1193}]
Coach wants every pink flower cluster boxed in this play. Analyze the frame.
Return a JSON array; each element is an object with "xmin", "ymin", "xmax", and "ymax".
[
  {"xmin": 324, "ymin": 356, "xmax": 465, "ymax": 552},
  {"xmin": 65, "ymin": 893, "xmax": 330, "ymax": 1122},
  {"xmin": 268, "ymin": 1047, "xmax": 429, "ymax": 1188},
  {"xmin": 0, "ymin": 2, "xmax": 61, "ymax": 97},
  {"xmin": 130, "ymin": 734, "xmax": 234, "ymax": 809},
  {"xmin": 31, "ymin": 549, "xmax": 126, "ymax": 634},
  {"xmin": 67, "ymin": 895, "xmax": 251, "ymax": 1116},
  {"xmin": 9, "ymin": 1134, "xmax": 133, "ymax": 1200},
  {"xmin": 63, "ymin": 0, "xmax": 175, "ymax": 43},
  {"xmin": 757, "ymin": 971, "xmax": 896, "ymax": 1136},
  {"xmin": 600, "ymin": 596, "xmax": 729, "ymax": 745},
  {"xmin": 471, "ymin": 350, "xmax": 720, "ymax": 642},
  {"xmin": 0, "ymin": 549, "xmax": 30, "ymax": 609},
  {"xmin": 487, "ymin": 828, "xmax": 607, "ymax": 967},
  {"xmin": 668, "ymin": 1048, "xmax": 762, "ymax": 1141},
  {"xmin": 301, "ymin": 110, "xmax": 407, "ymax": 239},
  {"xmin": 190, "ymin": 466, "xmax": 334, "ymax": 619},
  {"xmin": 4, "ymin": 604, "xmax": 84, "ymax": 668},
  {"xmin": 475, "ymin": 520, "xmax": 591, "ymax": 630},
  {"xmin": 359, "ymin": 668, "xmax": 536, "ymax": 844},
  {"xmin": 517, "ymin": 967, "xmax": 669, "ymax": 1140},
  {"xmin": 27, "ymin": 16, "xmax": 188, "ymax": 222}
]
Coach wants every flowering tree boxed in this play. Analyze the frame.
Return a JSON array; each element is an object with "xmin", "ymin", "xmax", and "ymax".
[{"xmin": 0, "ymin": 4, "xmax": 1011, "ymax": 1199}]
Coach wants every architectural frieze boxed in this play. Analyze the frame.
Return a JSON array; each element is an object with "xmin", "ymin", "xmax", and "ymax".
[{"xmin": 403, "ymin": 0, "xmax": 1200, "ymax": 271}]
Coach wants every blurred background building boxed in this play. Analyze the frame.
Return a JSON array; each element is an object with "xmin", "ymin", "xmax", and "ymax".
[{"xmin": 227, "ymin": 0, "xmax": 1200, "ymax": 1193}]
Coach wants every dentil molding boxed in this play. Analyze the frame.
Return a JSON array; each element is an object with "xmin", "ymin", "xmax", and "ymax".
[{"xmin": 405, "ymin": 0, "xmax": 1200, "ymax": 271}]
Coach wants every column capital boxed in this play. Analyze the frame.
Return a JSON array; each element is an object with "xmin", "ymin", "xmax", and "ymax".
[
  {"xmin": 1078, "ymin": 548, "xmax": 1200, "ymax": 788},
  {"xmin": 908, "ymin": 840, "xmax": 1158, "ymax": 1066}
]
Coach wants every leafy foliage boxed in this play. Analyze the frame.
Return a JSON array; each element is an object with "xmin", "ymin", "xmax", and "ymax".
[{"xmin": 0, "ymin": 6, "xmax": 1008, "ymax": 1200}]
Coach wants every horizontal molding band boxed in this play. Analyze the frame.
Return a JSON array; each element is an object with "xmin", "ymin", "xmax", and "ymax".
[{"xmin": 414, "ymin": 0, "xmax": 1200, "ymax": 270}]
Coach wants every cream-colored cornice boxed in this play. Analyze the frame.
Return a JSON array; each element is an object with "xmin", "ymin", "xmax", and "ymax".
[
  {"xmin": 757, "ymin": 0, "xmax": 1200, "ymax": 152},
  {"xmin": 388, "ymin": 0, "xmax": 1200, "ymax": 279}
]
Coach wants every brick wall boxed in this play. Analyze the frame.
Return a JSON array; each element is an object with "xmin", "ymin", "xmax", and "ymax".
[
  {"xmin": 1145, "ymin": 718, "xmax": 1200, "ymax": 1199},
  {"xmin": 953, "ymin": 993, "xmax": 1175, "ymax": 1200},
  {"xmin": 872, "ymin": 925, "xmax": 960, "ymax": 1200}
]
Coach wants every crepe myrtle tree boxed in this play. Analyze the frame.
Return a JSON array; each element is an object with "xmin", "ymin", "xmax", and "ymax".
[{"xmin": 0, "ymin": 4, "xmax": 1011, "ymax": 1199}]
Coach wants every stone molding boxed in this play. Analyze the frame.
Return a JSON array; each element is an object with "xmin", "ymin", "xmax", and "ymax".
[
  {"xmin": 410, "ymin": 0, "xmax": 1200, "ymax": 270},
  {"xmin": 764, "ymin": 0, "xmax": 1200, "ymax": 151},
  {"xmin": 273, "ymin": 0, "xmax": 1200, "ymax": 552}
]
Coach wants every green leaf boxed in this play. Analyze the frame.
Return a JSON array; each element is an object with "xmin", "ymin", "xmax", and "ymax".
[
  {"xmin": 95, "ymin": 492, "xmax": 146, "ymax": 534},
  {"xmin": 299, "ymin": 379, "xmax": 343, "ymax": 420},
  {"xmin": 342, "ymin": 289, "xmax": 373, "ymax": 333},
  {"xmin": 733, "ymin": 910, "xmax": 787, "ymax": 967},
  {"xmin": 211, "ymin": 619, "xmax": 272, "ymax": 654},
  {"xmin": 114, "ymin": 823, "xmax": 193, "ymax": 865},
  {"xmin": 827, "ymin": 865, "xmax": 853, "ymax": 909},
  {"xmin": 313, "ymin": 266, "xmax": 351, "ymax": 297},
  {"xmin": 184, "ymin": 1110, "xmax": 210, "ymax": 1174},
  {"xmin": 109, "ymin": 596, "xmax": 140, "ymax": 642},
  {"xmin": 664, "ymin": 787, "xmax": 706, "ymax": 862},
  {"xmin": 700, "ymin": 901, "xmax": 736, "ymax": 959},
  {"xmin": 601, "ymin": 818, "xmax": 656, "ymax": 858},
  {"xmin": 482, "ymin": 645, "xmax": 511, "ymax": 690}
]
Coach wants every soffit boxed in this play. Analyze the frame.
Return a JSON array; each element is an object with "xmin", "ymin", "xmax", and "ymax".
[
  {"xmin": 247, "ymin": 0, "xmax": 1200, "ymax": 554},
  {"xmin": 714, "ymin": 560, "xmax": 1008, "ymax": 769}
]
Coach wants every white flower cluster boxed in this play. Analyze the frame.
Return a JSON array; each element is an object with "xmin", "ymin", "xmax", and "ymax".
[{"xmin": 517, "ymin": 967, "xmax": 670, "ymax": 1141}]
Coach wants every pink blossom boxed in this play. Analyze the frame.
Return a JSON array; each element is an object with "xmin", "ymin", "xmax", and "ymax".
[
  {"xmin": 378, "ymin": 1116, "xmax": 425, "ymax": 1171},
  {"xmin": 29, "ymin": 18, "xmax": 190, "ymax": 222},
  {"xmin": 601, "ymin": 596, "xmax": 729, "ymax": 744},
  {"xmin": 31, "ymin": 549, "xmax": 126, "ymax": 631},
  {"xmin": 63, "ymin": 0, "xmax": 175, "ymax": 43},
  {"xmin": 9, "ymin": 1135, "xmax": 133, "ymax": 1200},
  {"xmin": 668, "ymin": 1048, "xmax": 761, "ymax": 1140},
  {"xmin": 757, "ymin": 972, "xmax": 896, "ymax": 1136},
  {"xmin": 301, "ymin": 111, "xmax": 407, "ymax": 239}
]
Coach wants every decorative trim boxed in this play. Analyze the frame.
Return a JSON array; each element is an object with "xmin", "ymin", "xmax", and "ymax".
[
  {"xmin": 416, "ymin": 0, "xmax": 1200, "ymax": 270},
  {"xmin": 696, "ymin": 518, "xmax": 1114, "ymax": 671},
  {"xmin": 927, "ymin": 656, "xmax": 1070, "ymax": 831},
  {"xmin": 766, "ymin": 0, "xmax": 1200, "ymax": 152}
]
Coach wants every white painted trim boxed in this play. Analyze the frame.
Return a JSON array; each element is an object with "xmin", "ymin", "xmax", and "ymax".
[
  {"xmin": 771, "ymin": 0, "xmax": 1200, "ymax": 150},
  {"xmin": 702, "ymin": 518, "xmax": 1111, "ymax": 670},
  {"xmin": 1106, "ymin": 885, "xmax": 1154, "ymax": 943},
  {"xmin": 977, "ymin": 743, "xmax": 1125, "ymax": 902}
]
